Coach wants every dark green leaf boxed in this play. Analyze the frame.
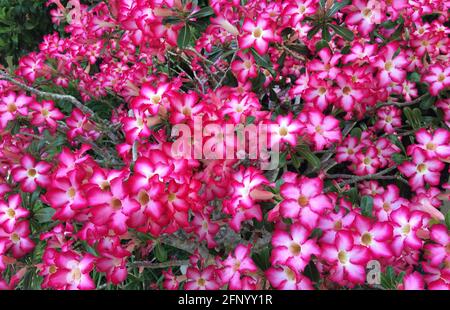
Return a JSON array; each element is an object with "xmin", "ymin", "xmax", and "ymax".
[
  {"xmin": 322, "ymin": 26, "xmax": 331, "ymax": 41},
  {"xmin": 177, "ymin": 25, "xmax": 192, "ymax": 48},
  {"xmin": 445, "ymin": 211, "xmax": 450, "ymax": 230},
  {"xmin": 154, "ymin": 243, "xmax": 168, "ymax": 262},
  {"xmin": 190, "ymin": 6, "xmax": 214, "ymax": 19},
  {"xmin": 329, "ymin": 24, "xmax": 354, "ymax": 41},
  {"xmin": 392, "ymin": 153, "xmax": 407, "ymax": 164},
  {"xmin": 307, "ymin": 26, "xmax": 320, "ymax": 40},
  {"xmin": 34, "ymin": 207, "xmax": 55, "ymax": 223},
  {"xmin": 315, "ymin": 39, "xmax": 330, "ymax": 51},
  {"xmin": 360, "ymin": 195, "xmax": 374, "ymax": 218},
  {"xmin": 327, "ymin": 0, "xmax": 350, "ymax": 17},
  {"xmin": 250, "ymin": 48, "xmax": 275, "ymax": 76},
  {"xmin": 296, "ymin": 144, "xmax": 321, "ymax": 170}
]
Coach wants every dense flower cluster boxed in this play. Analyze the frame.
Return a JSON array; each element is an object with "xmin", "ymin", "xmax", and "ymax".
[{"xmin": 0, "ymin": 0, "xmax": 449, "ymax": 290}]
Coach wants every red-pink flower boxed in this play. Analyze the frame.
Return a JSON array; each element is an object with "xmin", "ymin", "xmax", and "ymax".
[
  {"xmin": 279, "ymin": 176, "xmax": 333, "ymax": 230},
  {"xmin": 373, "ymin": 43, "xmax": 408, "ymax": 87},
  {"xmin": 321, "ymin": 231, "xmax": 370, "ymax": 285},
  {"xmin": 29, "ymin": 100, "xmax": 64, "ymax": 132},
  {"xmin": 423, "ymin": 224, "xmax": 449, "ymax": 267},
  {"xmin": 88, "ymin": 178, "xmax": 140, "ymax": 234},
  {"xmin": 238, "ymin": 17, "xmax": 275, "ymax": 55},
  {"xmin": 218, "ymin": 244, "xmax": 257, "ymax": 289},
  {"xmin": 390, "ymin": 207, "xmax": 427, "ymax": 256},
  {"xmin": 266, "ymin": 265, "xmax": 313, "ymax": 290},
  {"xmin": 0, "ymin": 91, "xmax": 32, "ymax": 129},
  {"xmin": 0, "ymin": 194, "xmax": 29, "ymax": 233},
  {"xmin": 398, "ymin": 148, "xmax": 445, "ymax": 190},
  {"xmin": 0, "ymin": 221, "xmax": 34, "ymax": 258},
  {"xmin": 271, "ymin": 223, "xmax": 320, "ymax": 272},
  {"xmin": 423, "ymin": 64, "xmax": 450, "ymax": 96},
  {"xmin": 352, "ymin": 215, "xmax": 393, "ymax": 258},
  {"xmin": 185, "ymin": 266, "xmax": 220, "ymax": 290},
  {"xmin": 410, "ymin": 128, "xmax": 450, "ymax": 160},
  {"xmin": 11, "ymin": 154, "xmax": 52, "ymax": 192},
  {"xmin": 299, "ymin": 109, "xmax": 342, "ymax": 151},
  {"xmin": 47, "ymin": 251, "xmax": 95, "ymax": 290},
  {"xmin": 231, "ymin": 51, "xmax": 258, "ymax": 83}
]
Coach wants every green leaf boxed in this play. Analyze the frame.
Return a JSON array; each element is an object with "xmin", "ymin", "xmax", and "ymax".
[
  {"xmin": 190, "ymin": 6, "xmax": 214, "ymax": 19},
  {"xmin": 392, "ymin": 153, "xmax": 407, "ymax": 164},
  {"xmin": 250, "ymin": 48, "xmax": 275, "ymax": 76},
  {"xmin": 34, "ymin": 207, "xmax": 55, "ymax": 223},
  {"xmin": 408, "ymin": 72, "xmax": 421, "ymax": 82},
  {"xmin": 307, "ymin": 26, "xmax": 320, "ymax": 40},
  {"xmin": 310, "ymin": 228, "xmax": 323, "ymax": 239},
  {"xmin": 445, "ymin": 211, "xmax": 450, "ymax": 230},
  {"xmin": 327, "ymin": 0, "xmax": 350, "ymax": 17},
  {"xmin": 291, "ymin": 152, "xmax": 301, "ymax": 169},
  {"xmin": 154, "ymin": 243, "xmax": 167, "ymax": 262},
  {"xmin": 329, "ymin": 24, "xmax": 354, "ymax": 41},
  {"xmin": 177, "ymin": 25, "xmax": 192, "ymax": 48},
  {"xmin": 322, "ymin": 26, "xmax": 331, "ymax": 42},
  {"xmin": 252, "ymin": 247, "xmax": 271, "ymax": 271},
  {"xmin": 246, "ymin": 115, "xmax": 256, "ymax": 125},
  {"xmin": 344, "ymin": 187, "xmax": 358, "ymax": 204},
  {"xmin": 304, "ymin": 261, "xmax": 320, "ymax": 283},
  {"xmin": 296, "ymin": 144, "xmax": 321, "ymax": 170},
  {"xmin": 350, "ymin": 128, "xmax": 362, "ymax": 139},
  {"xmin": 315, "ymin": 39, "xmax": 330, "ymax": 51},
  {"xmin": 419, "ymin": 94, "xmax": 435, "ymax": 110},
  {"xmin": 360, "ymin": 195, "xmax": 374, "ymax": 218}
]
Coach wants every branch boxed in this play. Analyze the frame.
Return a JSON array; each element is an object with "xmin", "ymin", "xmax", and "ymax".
[
  {"xmin": 0, "ymin": 71, "xmax": 95, "ymax": 116},
  {"xmin": 327, "ymin": 165, "xmax": 400, "ymax": 187},
  {"xmin": 377, "ymin": 94, "xmax": 429, "ymax": 108},
  {"xmin": 0, "ymin": 70, "xmax": 120, "ymax": 143},
  {"xmin": 130, "ymin": 260, "xmax": 189, "ymax": 268}
]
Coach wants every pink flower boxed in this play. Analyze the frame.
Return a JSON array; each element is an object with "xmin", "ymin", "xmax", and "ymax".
[
  {"xmin": 0, "ymin": 221, "xmax": 35, "ymax": 258},
  {"xmin": 132, "ymin": 82, "xmax": 172, "ymax": 115},
  {"xmin": 231, "ymin": 51, "xmax": 258, "ymax": 83},
  {"xmin": 423, "ymin": 64, "xmax": 450, "ymax": 96},
  {"xmin": 238, "ymin": 17, "xmax": 275, "ymax": 55},
  {"xmin": 398, "ymin": 148, "xmax": 445, "ymax": 190},
  {"xmin": 271, "ymin": 223, "xmax": 320, "ymax": 272},
  {"xmin": 410, "ymin": 128, "xmax": 450, "ymax": 160},
  {"xmin": 88, "ymin": 178, "xmax": 140, "ymax": 234},
  {"xmin": 96, "ymin": 245, "xmax": 130, "ymax": 285},
  {"xmin": 390, "ymin": 207, "xmax": 427, "ymax": 256},
  {"xmin": 375, "ymin": 106, "xmax": 402, "ymax": 134},
  {"xmin": 279, "ymin": 176, "xmax": 333, "ymax": 230},
  {"xmin": 299, "ymin": 109, "xmax": 342, "ymax": 151},
  {"xmin": 0, "ymin": 92, "xmax": 32, "ymax": 129},
  {"xmin": 373, "ymin": 184, "xmax": 409, "ymax": 221},
  {"xmin": 0, "ymin": 194, "xmax": 29, "ymax": 233},
  {"xmin": 344, "ymin": 0, "xmax": 385, "ymax": 35},
  {"xmin": 11, "ymin": 154, "xmax": 52, "ymax": 192},
  {"xmin": 423, "ymin": 224, "xmax": 449, "ymax": 267},
  {"xmin": 47, "ymin": 251, "xmax": 95, "ymax": 290},
  {"xmin": 218, "ymin": 244, "xmax": 257, "ymax": 289},
  {"xmin": 373, "ymin": 43, "xmax": 408, "ymax": 87},
  {"xmin": 29, "ymin": 100, "xmax": 64, "ymax": 132},
  {"xmin": 321, "ymin": 231, "xmax": 370, "ymax": 285},
  {"xmin": 402, "ymin": 271, "xmax": 425, "ymax": 290},
  {"xmin": 185, "ymin": 266, "xmax": 220, "ymax": 290},
  {"xmin": 352, "ymin": 215, "xmax": 393, "ymax": 258},
  {"xmin": 270, "ymin": 113, "xmax": 302, "ymax": 147},
  {"xmin": 307, "ymin": 49, "xmax": 342, "ymax": 80},
  {"xmin": 266, "ymin": 265, "xmax": 313, "ymax": 290}
]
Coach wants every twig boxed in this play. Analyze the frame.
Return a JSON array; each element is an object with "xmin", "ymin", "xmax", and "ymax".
[
  {"xmin": 0, "ymin": 70, "xmax": 95, "ymax": 116},
  {"xmin": 377, "ymin": 94, "xmax": 428, "ymax": 108},
  {"xmin": 130, "ymin": 260, "xmax": 189, "ymax": 268}
]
